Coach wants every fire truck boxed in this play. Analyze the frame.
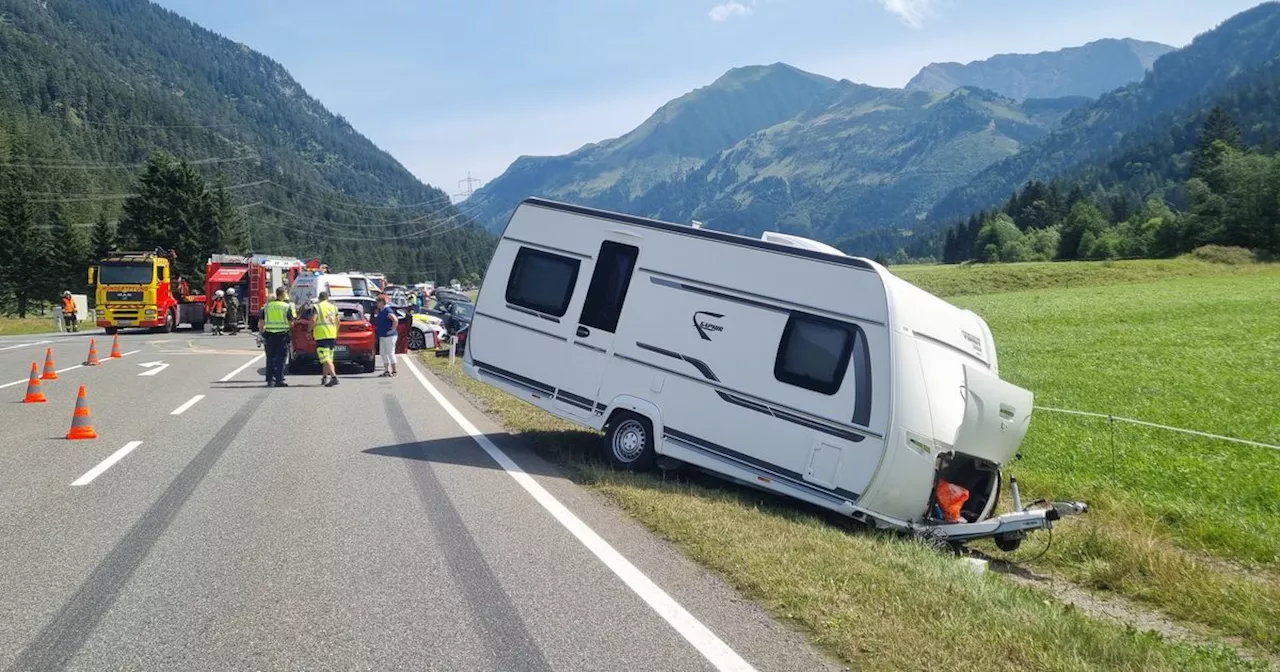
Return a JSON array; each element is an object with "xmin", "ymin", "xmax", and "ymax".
[
  {"xmin": 88, "ymin": 248, "xmax": 207, "ymax": 334},
  {"xmin": 205, "ymin": 253, "xmax": 305, "ymax": 331}
]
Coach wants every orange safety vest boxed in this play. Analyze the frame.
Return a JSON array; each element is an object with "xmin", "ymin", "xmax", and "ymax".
[
  {"xmin": 211, "ymin": 298, "xmax": 226, "ymax": 315},
  {"xmin": 61, "ymin": 296, "xmax": 76, "ymax": 313}
]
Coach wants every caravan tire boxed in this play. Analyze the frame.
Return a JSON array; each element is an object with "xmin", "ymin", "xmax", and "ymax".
[{"xmin": 604, "ymin": 412, "xmax": 656, "ymax": 471}]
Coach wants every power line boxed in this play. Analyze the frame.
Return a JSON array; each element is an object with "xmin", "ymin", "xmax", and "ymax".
[
  {"xmin": 24, "ymin": 179, "xmax": 270, "ymax": 203},
  {"xmin": 0, "ymin": 155, "xmax": 259, "ymax": 171}
]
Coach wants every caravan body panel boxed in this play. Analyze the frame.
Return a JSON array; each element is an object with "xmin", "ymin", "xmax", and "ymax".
[{"xmin": 466, "ymin": 198, "xmax": 1031, "ymax": 527}]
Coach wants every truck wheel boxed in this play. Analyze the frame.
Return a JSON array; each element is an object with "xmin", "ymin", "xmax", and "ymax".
[
  {"xmin": 104, "ymin": 327, "xmax": 118, "ymax": 335},
  {"xmin": 362, "ymin": 358, "xmax": 376, "ymax": 374},
  {"xmin": 191, "ymin": 321, "xmax": 205, "ymax": 333},
  {"xmin": 603, "ymin": 412, "xmax": 656, "ymax": 471},
  {"xmin": 248, "ymin": 316, "xmax": 259, "ymax": 332}
]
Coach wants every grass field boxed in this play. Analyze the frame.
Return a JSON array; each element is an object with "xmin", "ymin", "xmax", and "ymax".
[
  {"xmin": 951, "ymin": 268, "xmax": 1280, "ymax": 652},
  {"xmin": 0, "ymin": 315, "xmax": 58, "ymax": 336},
  {"xmin": 422, "ymin": 257, "xmax": 1278, "ymax": 668}
]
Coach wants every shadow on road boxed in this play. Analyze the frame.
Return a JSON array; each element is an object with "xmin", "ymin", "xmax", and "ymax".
[{"xmin": 360, "ymin": 425, "xmax": 849, "ymax": 533}]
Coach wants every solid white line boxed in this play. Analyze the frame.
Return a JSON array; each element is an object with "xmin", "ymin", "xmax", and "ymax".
[
  {"xmin": 0, "ymin": 340, "xmax": 52, "ymax": 352},
  {"xmin": 219, "ymin": 354, "xmax": 264, "ymax": 382},
  {"xmin": 56, "ymin": 364, "xmax": 84, "ymax": 374},
  {"xmin": 399, "ymin": 355, "xmax": 756, "ymax": 672},
  {"xmin": 71, "ymin": 441, "xmax": 143, "ymax": 486},
  {"xmin": 170, "ymin": 394, "xmax": 205, "ymax": 416}
]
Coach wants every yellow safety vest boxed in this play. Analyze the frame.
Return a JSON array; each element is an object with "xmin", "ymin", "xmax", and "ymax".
[
  {"xmin": 313, "ymin": 300, "xmax": 339, "ymax": 340},
  {"xmin": 263, "ymin": 300, "xmax": 292, "ymax": 333}
]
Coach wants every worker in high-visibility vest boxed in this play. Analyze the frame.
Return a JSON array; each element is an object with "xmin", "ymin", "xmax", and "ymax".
[
  {"xmin": 313, "ymin": 290, "xmax": 341, "ymax": 387},
  {"xmin": 261, "ymin": 287, "xmax": 296, "ymax": 388},
  {"xmin": 60, "ymin": 291, "xmax": 78, "ymax": 332}
]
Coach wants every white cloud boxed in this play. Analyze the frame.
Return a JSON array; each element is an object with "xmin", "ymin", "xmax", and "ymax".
[
  {"xmin": 878, "ymin": 0, "xmax": 937, "ymax": 28},
  {"xmin": 709, "ymin": 1, "xmax": 752, "ymax": 22}
]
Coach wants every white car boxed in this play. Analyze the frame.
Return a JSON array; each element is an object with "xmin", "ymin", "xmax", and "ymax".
[{"xmin": 409, "ymin": 313, "xmax": 446, "ymax": 350}]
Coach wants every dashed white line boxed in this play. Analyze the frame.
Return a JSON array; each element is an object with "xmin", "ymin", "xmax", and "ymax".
[
  {"xmin": 71, "ymin": 441, "xmax": 143, "ymax": 486},
  {"xmin": 170, "ymin": 394, "xmax": 205, "ymax": 416},
  {"xmin": 399, "ymin": 355, "xmax": 757, "ymax": 672},
  {"xmin": 0, "ymin": 348, "xmax": 140, "ymax": 389},
  {"xmin": 219, "ymin": 354, "xmax": 265, "ymax": 382}
]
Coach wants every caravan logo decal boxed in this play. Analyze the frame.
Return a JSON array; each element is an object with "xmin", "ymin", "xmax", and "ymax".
[{"xmin": 692, "ymin": 311, "xmax": 725, "ymax": 341}]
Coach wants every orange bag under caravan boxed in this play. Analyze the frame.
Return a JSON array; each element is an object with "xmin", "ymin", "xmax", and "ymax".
[{"xmin": 936, "ymin": 480, "xmax": 970, "ymax": 523}]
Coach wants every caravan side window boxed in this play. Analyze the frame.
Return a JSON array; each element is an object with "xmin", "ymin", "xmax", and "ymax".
[
  {"xmin": 579, "ymin": 241, "xmax": 639, "ymax": 333},
  {"xmin": 506, "ymin": 247, "xmax": 581, "ymax": 317},
  {"xmin": 774, "ymin": 312, "xmax": 857, "ymax": 396}
]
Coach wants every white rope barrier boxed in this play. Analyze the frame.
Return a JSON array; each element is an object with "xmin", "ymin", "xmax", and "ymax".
[{"xmin": 1033, "ymin": 405, "xmax": 1280, "ymax": 452}]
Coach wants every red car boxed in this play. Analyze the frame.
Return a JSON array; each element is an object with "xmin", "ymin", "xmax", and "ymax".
[{"xmin": 288, "ymin": 301, "xmax": 377, "ymax": 373}]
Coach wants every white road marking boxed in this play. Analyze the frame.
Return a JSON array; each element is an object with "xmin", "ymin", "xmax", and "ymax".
[
  {"xmin": 0, "ymin": 340, "xmax": 52, "ymax": 352},
  {"xmin": 399, "ymin": 355, "xmax": 756, "ymax": 672},
  {"xmin": 137, "ymin": 361, "xmax": 170, "ymax": 376},
  {"xmin": 219, "ymin": 354, "xmax": 265, "ymax": 382},
  {"xmin": 71, "ymin": 441, "xmax": 143, "ymax": 486},
  {"xmin": 0, "ymin": 348, "xmax": 139, "ymax": 389},
  {"xmin": 170, "ymin": 394, "xmax": 205, "ymax": 416}
]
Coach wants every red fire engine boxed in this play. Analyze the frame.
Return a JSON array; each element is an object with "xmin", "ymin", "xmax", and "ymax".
[{"xmin": 205, "ymin": 254, "xmax": 305, "ymax": 331}]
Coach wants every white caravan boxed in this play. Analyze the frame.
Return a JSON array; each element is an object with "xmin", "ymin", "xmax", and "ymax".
[{"xmin": 464, "ymin": 198, "xmax": 1085, "ymax": 548}]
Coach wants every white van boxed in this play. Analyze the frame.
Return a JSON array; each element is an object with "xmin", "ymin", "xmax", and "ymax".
[
  {"xmin": 464, "ymin": 198, "xmax": 1085, "ymax": 548},
  {"xmin": 289, "ymin": 272, "xmax": 354, "ymax": 308}
]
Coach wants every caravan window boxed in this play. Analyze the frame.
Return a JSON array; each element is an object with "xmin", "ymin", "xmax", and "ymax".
[
  {"xmin": 774, "ymin": 313, "xmax": 857, "ymax": 395},
  {"xmin": 506, "ymin": 247, "xmax": 581, "ymax": 317},
  {"xmin": 579, "ymin": 241, "xmax": 639, "ymax": 333}
]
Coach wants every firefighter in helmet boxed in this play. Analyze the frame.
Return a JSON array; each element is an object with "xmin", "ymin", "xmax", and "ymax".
[{"xmin": 60, "ymin": 291, "xmax": 78, "ymax": 332}]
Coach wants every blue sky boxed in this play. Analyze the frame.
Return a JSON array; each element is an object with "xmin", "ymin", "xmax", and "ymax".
[{"xmin": 154, "ymin": 0, "xmax": 1265, "ymax": 197}]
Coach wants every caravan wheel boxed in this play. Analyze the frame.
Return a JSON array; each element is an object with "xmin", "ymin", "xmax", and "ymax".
[{"xmin": 604, "ymin": 412, "xmax": 655, "ymax": 471}]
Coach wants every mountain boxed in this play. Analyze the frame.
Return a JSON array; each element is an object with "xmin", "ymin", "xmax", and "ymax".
[
  {"xmin": 471, "ymin": 64, "xmax": 1088, "ymax": 238},
  {"xmin": 905, "ymin": 38, "xmax": 1175, "ymax": 100},
  {"xmin": 0, "ymin": 0, "xmax": 493, "ymax": 290},
  {"xmin": 929, "ymin": 2, "xmax": 1280, "ymax": 225},
  {"xmin": 468, "ymin": 63, "xmax": 839, "ymax": 229},
  {"xmin": 635, "ymin": 86, "xmax": 1085, "ymax": 240}
]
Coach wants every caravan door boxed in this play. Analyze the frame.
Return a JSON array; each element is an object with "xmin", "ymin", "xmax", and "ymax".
[{"xmin": 553, "ymin": 239, "xmax": 640, "ymax": 418}]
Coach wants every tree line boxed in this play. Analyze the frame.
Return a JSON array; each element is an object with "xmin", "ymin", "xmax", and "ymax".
[{"xmin": 940, "ymin": 107, "xmax": 1279, "ymax": 263}]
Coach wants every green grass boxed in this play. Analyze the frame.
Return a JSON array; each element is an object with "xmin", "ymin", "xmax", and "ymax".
[
  {"xmin": 892, "ymin": 257, "xmax": 1274, "ymax": 298},
  {"xmin": 947, "ymin": 269, "xmax": 1280, "ymax": 651},
  {"xmin": 423, "ymin": 353, "xmax": 1262, "ymax": 670},
  {"xmin": 0, "ymin": 315, "xmax": 59, "ymax": 336},
  {"xmin": 433, "ymin": 257, "xmax": 1279, "ymax": 663}
]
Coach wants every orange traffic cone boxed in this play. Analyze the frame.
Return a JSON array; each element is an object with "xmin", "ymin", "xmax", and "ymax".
[
  {"xmin": 66, "ymin": 385, "xmax": 97, "ymax": 440},
  {"xmin": 41, "ymin": 347, "xmax": 58, "ymax": 380},
  {"xmin": 22, "ymin": 362, "xmax": 47, "ymax": 404},
  {"xmin": 84, "ymin": 339, "xmax": 101, "ymax": 366},
  {"xmin": 109, "ymin": 333, "xmax": 123, "ymax": 358}
]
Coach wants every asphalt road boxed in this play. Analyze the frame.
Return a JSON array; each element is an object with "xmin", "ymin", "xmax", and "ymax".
[{"xmin": 0, "ymin": 329, "xmax": 840, "ymax": 672}]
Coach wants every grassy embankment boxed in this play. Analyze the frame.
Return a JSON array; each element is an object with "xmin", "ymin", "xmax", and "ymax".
[
  {"xmin": 0, "ymin": 315, "xmax": 59, "ymax": 336},
  {"xmin": 423, "ymin": 256, "xmax": 1278, "ymax": 670}
]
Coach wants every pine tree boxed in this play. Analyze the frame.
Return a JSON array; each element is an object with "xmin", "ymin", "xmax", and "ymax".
[
  {"xmin": 1192, "ymin": 106, "xmax": 1242, "ymax": 189},
  {"xmin": 50, "ymin": 207, "xmax": 89, "ymax": 295},
  {"xmin": 1, "ymin": 184, "xmax": 56, "ymax": 317},
  {"xmin": 212, "ymin": 173, "xmax": 251, "ymax": 255},
  {"xmin": 91, "ymin": 211, "xmax": 116, "ymax": 259}
]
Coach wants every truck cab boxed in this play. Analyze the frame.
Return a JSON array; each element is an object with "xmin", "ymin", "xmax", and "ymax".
[{"xmin": 88, "ymin": 249, "xmax": 206, "ymax": 334}]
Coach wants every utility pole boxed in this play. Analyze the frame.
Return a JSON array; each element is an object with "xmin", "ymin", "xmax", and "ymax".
[{"xmin": 454, "ymin": 172, "xmax": 481, "ymax": 202}]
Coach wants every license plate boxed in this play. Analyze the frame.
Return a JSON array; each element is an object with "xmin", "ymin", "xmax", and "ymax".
[
  {"xmin": 117, "ymin": 320, "xmax": 134, "ymax": 326},
  {"xmin": 335, "ymin": 345, "xmax": 349, "ymax": 354}
]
